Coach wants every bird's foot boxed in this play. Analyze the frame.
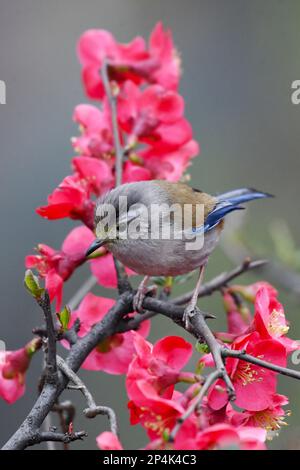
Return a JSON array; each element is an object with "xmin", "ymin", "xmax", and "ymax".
[
  {"xmin": 133, "ymin": 285, "xmax": 157, "ymax": 313},
  {"xmin": 183, "ymin": 304, "xmax": 200, "ymax": 330}
]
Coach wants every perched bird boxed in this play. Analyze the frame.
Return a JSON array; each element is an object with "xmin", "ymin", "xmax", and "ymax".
[{"xmin": 86, "ymin": 180, "xmax": 272, "ymax": 318}]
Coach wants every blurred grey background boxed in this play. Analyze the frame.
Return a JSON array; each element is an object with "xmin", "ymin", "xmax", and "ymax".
[{"xmin": 0, "ymin": 0, "xmax": 300, "ymax": 450}]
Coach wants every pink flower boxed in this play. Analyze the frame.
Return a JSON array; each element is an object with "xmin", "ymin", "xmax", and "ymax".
[
  {"xmin": 72, "ymin": 103, "xmax": 114, "ymax": 158},
  {"xmin": 223, "ymin": 290, "xmax": 251, "ymax": 336},
  {"xmin": 118, "ymin": 81, "xmax": 187, "ymax": 148},
  {"xmin": 96, "ymin": 432, "xmax": 123, "ymax": 450},
  {"xmin": 230, "ymin": 281, "xmax": 278, "ymax": 303},
  {"xmin": 127, "ymin": 334, "xmax": 193, "ymax": 394},
  {"xmin": 126, "ymin": 334, "xmax": 192, "ymax": 436},
  {"xmin": 206, "ymin": 332, "xmax": 287, "ymax": 411},
  {"xmin": 65, "ymin": 293, "xmax": 150, "ymax": 374},
  {"xmin": 26, "ymin": 226, "xmax": 95, "ymax": 310},
  {"xmin": 140, "ymin": 139, "xmax": 199, "ymax": 182},
  {"xmin": 0, "ymin": 339, "xmax": 41, "ymax": 404},
  {"xmin": 72, "ymin": 156, "xmax": 114, "ymax": 196},
  {"xmin": 128, "ymin": 390, "xmax": 185, "ymax": 440},
  {"xmin": 77, "ymin": 29, "xmax": 148, "ymax": 99},
  {"xmin": 36, "ymin": 174, "xmax": 95, "ymax": 229},
  {"xmin": 229, "ymin": 393, "xmax": 289, "ymax": 432},
  {"xmin": 147, "ymin": 22, "xmax": 181, "ymax": 91},
  {"xmin": 253, "ymin": 286, "xmax": 298, "ymax": 353},
  {"xmin": 77, "ymin": 22, "xmax": 180, "ymax": 100},
  {"xmin": 175, "ymin": 423, "xmax": 266, "ymax": 451},
  {"xmin": 122, "ymin": 161, "xmax": 152, "ymax": 183}
]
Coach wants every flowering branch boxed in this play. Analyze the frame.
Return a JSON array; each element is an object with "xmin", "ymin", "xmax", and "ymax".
[{"xmin": 3, "ymin": 260, "xmax": 300, "ymax": 450}]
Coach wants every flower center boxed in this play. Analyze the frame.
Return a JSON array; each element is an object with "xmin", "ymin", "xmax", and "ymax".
[
  {"xmin": 235, "ymin": 363, "xmax": 263, "ymax": 386},
  {"xmin": 268, "ymin": 309, "xmax": 289, "ymax": 336}
]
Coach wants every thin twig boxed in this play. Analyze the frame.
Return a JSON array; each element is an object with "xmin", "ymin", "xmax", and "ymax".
[
  {"xmin": 173, "ymin": 258, "xmax": 268, "ymax": 305},
  {"xmin": 101, "ymin": 60, "xmax": 123, "ymax": 186},
  {"xmin": 28, "ymin": 430, "xmax": 87, "ymax": 446},
  {"xmin": 223, "ymin": 349, "xmax": 300, "ymax": 380},
  {"xmin": 169, "ymin": 370, "xmax": 220, "ymax": 442},
  {"xmin": 56, "ymin": 355, "xmax": 118, "ymax": 435},
  {"xmin": 186, "ymin": 307, "xmax": 235, "ymax": 400}
]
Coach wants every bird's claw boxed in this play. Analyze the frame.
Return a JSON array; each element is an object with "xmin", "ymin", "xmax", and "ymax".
[
  {"xmin": 133, "ymin": 285, "xmax": 157, "ymax": 313},
  {"xmin": 183, "ymin": 304, "xmax": 200, "ymax": 329}
]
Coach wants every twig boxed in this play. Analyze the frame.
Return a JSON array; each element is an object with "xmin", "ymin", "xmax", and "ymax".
[
  {"xmin": 27, "ymin": 430, "xmax": 87, "ymax": 447},
  {"xmin": 61, "ymin": 318, "xmax": 81, "ymax": 346},
  {"xmin": 43, "ymin": 413, "xmax": 56, "ymax": 451},
  {"xmin": 57, "ymin": 355, "xmax": 118, "ymax": 435},
  {"xmin": 169, "ymin": 370, "xmax": 220, "ymax": 442},
  {"xmin": 186, "ymin": 307, "xmax": 235, "ymax": 400},
  {"xmin": 223, "ymin": 349, "xmax": 300, "ymax": 380},
  {"xmin": 173, "ymin": 258, "xmax": 268, "ymax": 305},
  {"xmin": 113, "ymin": 257, "xmax": 132, "ymax": 294},
  {"xmin": 37, "ymin": 291, "xmax": 57, "ymax": 382},
  {"xmin": 222, "ymin": 232, "xmax": 300, "ymax": 297},
  {"xmin": 101, "ymin": 60, "xmax": 123, "ymax": 186}
]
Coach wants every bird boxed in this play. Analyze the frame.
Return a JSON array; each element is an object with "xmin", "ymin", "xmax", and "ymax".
[{"xmin": 86, "ymin": 180, "xmax": 272, "ymax": 321}]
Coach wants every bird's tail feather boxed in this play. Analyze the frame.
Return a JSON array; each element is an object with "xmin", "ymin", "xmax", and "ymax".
[
  {"xmin": 202, "ymin": 188, "xmax": 273, "ymax": 233},
  {"xmin": 216, "ymin": 188, "xmax": 274, "ymax": 206}
]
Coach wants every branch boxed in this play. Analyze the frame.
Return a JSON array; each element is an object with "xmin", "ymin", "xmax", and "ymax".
[
  {"xmin": 4, "ymin": 261, "xmax": 300, "ymax": 450},
  {"xmin": 169, "ymin": 370, "xmax": 220, "ymax": 442},
  {"xmin": 223, "ymin": 349, "xmax": 300, "ymax": 380},
  {"xmin": 57, "ymin": 355, "xmax": 118, "ymax": 435},
  {"xmin": 37, "ymin": 291, "xmax": 57, "ymax": 381},
  {"xmin": 28, "ymin": 430, "xmax": 87, "ymax": 447},
  {"xmin": 172, "ymin": 258, "xmax": 268, "ymax": 305},
  {"xmin": 2, "ymin": 291, "xmax": 132, "ymax": 450},
  {"xmin": 101, "ymin": 60, "xmax": 123, "ymax": 186}
]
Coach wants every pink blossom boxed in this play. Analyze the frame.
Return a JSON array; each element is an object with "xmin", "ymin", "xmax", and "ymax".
[
  {"xmin": 253, "ymin": 286, "xmax": 298, "ymax": 353},
  {"xmin": 140, "ymin": 139, "xmax": 199, "ymax": 182},
  {"xmin": 77, "ymin": 22, "xmax": 180, "ymax": 100},
  {"xmin": 175, "ymin": 422, "xmax": 266, "ymax": 450},
  {"xmin": 96, "ymin": 432, "xmax": 123, "ymax": 450},
  {"xmin": 72, "ymin": 156, "xmax": 114, "ymax": 196},
  {"xmin": 72, "ymin": 103, "xmax": 114, "ymax": 158},
  {"xmin": 26, "ymin": 226, "xmax": 95, "ymax": 310},
  {"xmin": 126, "ymin": 334, "xmax": 192, "ymax": 436},
  {"xmin": 0, "ymin": 339, "xmax": 41, "ymax": 404},
  {"xmin": 229, "ymin": 393, "xmax": 289, "ymax": 432},
  {"xmin": 36, "ymin": 174, "xmax": 95, "ymax": 228},
  {"xmin": 118, "ymin": 81, "xmax": 186, "ymax": 148},
  {"xmin": 206, "ymin": 333, "xmax": 287, "ymax": 411}
]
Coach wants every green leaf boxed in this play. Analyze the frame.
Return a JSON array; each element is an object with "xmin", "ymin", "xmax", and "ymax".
[
  {"xmin": 195, "ymin": 341, "xmax": 210, "ymax": 354},
  {"xmin": 24, "ymin": 270, "xmax": 44, "ymax": 299},
  {"xmin": 57, "ymin": 305, "xmax": 71, "ymax": 332}
]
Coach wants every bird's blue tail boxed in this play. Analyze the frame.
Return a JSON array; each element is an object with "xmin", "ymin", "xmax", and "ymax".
[
  {"xmin": 203, "ymin": 188, "xmax": 273, "ymax": 233},
  {"xmin": 216, "ymin": 188, "xmax": 273, "ymax": 206}
]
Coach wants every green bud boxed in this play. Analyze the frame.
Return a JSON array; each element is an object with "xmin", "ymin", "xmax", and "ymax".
[
  {"xmin": 57, "ymin": 305, "xmax": 71, "ymax": 332},
  {"xmin": 195, "ymin": 341, "xmax": 210, "ymax": 354},
  {"xmin": 24, "ymin": 270, "xmax": 44, "ymax": 299}
]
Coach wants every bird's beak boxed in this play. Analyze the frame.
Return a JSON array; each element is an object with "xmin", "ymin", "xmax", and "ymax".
[{"xmin": 85, "ymin": 238, "xmax": 106, "ymax": 257}]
